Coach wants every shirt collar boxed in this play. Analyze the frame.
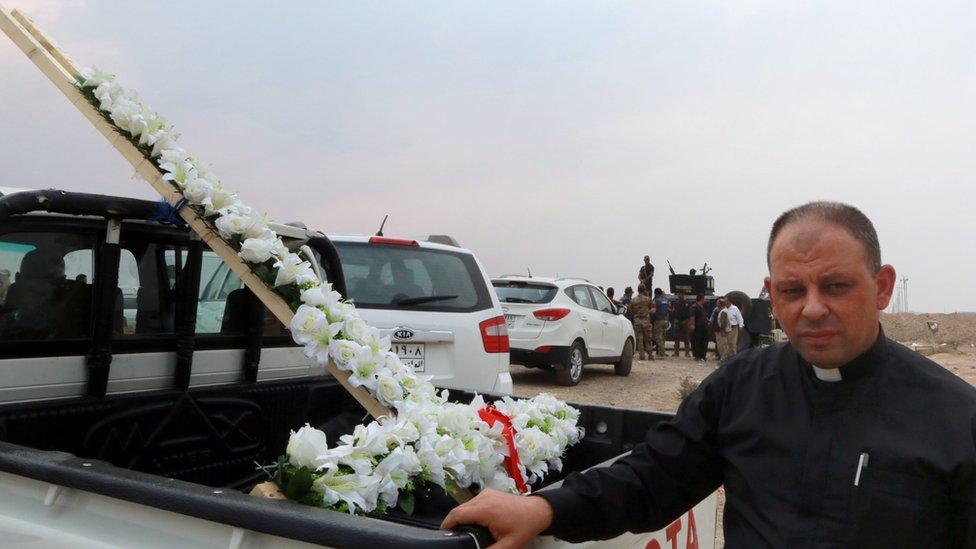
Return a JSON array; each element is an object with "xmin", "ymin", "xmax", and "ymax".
[{"xmin": 799, "ymin": 325, "xmax": 888, "ymax": 382}]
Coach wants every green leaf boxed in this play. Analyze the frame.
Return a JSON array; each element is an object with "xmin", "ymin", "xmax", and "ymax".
[
  {"xmin": 284, "ymin": 466, "xmax": 314, "ymax": 500},
  {"xmin": 398, "ymin": 492, "xmax": 415, "ymax": 515}
]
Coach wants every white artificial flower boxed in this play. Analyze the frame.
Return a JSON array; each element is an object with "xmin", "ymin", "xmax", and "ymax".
[
  {"xmin": 346, "ymin": 346, "xmax": 381, "ymax": 391},
  {"xmin": 328, "ymin": 338, "xmax": 362, "ymax": 369},
  {"xmin": 377, "ymin": 415, "xmax": 421, "ymax": 446},
  {"xmin": 81, "ymin": 66, "xmax": 114, "ymax": 88},
  {"xmin": 290, "ymin": 305, "xmax": 343, "ymax": 363},
  {"xmin": 150, "ymin": 131, "xmax": 182, "ymax": 158},
  {"xmin": 514, "ymin": 427, "xmax": 557, "ymax": 482},
  {"xmin": 138, "ymin": 114, "xmax": 172, "ymax": 147},
  {"xmin": 214, "ymin": 210, "xmax": 254, "ymax": 239},
  {"xmin": 359, "ymin": 327, "xmax": 391, "ymax": 354},
  {"xmin": 437, "ymin": 403, "xmax": 479, "ymax": 436},
  {"xmin": 373, "ymin": 449, "xmax": 404, "ymax": 507},
  {"xmin": 300, "ymin": 285, "xmax": 341, "ymax": 308},
  {"xmin": 239, "ymin": 236, "xmax": 278, "ymax": 264},
  {"xmin": 312, "ymin": 466, "xmax": 380, "ymax": 514},
  {"xmin": 484, "ymin": 469, "xmax": 519, "ymax": 494},
  {"xmin": 273, "ymin": 253, "xmax": 317, "ymax": 288},
  {"xmin": 375, "ymin": 371, "xmax": 405, "ymax": 407},
  {"xmin": 93, "ymin": 80, "xmax": 124, "ymax": 110},
  {"xmin": 202, "ymin": 186, "xmax": 238, "ymax": 216},
  {"xmin": 291, "ymin": 305, "xmax": 327, "ymax": 340},
  {"xmin": 286, "ymin": 424, "xmax": 330, "ymax": 469},
  {"xmin": 181, "ymin": 174, "xmax": 214, "ymax": 205},
  {"xmin": 160, "ymin": 156, "xmax": 197, "ymax": 188},
  {"xmin": 342, "ymin": 316, "xmax": 371, "ymax": 345},
  {"xmin": 382, "ymin": 352, "xmax": 409, "ymax": 377},
  {"xmin": 329, "ymin": 422, "xmax": 396, "ymax": 476}
]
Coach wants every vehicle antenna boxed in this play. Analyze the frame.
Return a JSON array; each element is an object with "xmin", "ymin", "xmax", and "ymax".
[
  {"xmin": 527, "ymin": 267, "xmax": 532, "ymax": 278},
  {"xmin": 667, "ymin": 259, "xmax": 676, "ymax": 276},
  {"xmin": 375, "ymin": 214, "xmax": 389, "ymax": 237}
]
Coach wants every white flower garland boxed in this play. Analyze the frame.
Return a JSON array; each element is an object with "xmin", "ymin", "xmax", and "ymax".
[{"xmin": 77, "ymin": 67, "xmax": 584, "ymax": 514}]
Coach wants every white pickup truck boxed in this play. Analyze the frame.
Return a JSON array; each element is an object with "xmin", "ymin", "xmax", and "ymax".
[{"xmin": 0, "ymin": 188, "xmax": 716, "ymax": 548}]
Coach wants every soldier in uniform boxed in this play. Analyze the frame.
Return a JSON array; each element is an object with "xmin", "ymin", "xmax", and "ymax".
[{"xmin": 628, "ymin": 285, "xmax": 655, "ymax": 361}]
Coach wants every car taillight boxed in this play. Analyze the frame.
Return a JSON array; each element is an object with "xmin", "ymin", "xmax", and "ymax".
[
  {"xmin": 369, "ymin": 236, "xmax": 419, "ymax": 247},
  {"xmin": 479, "ymin": 316, "xmax": 510, "ymax": 353},
  {"xmin": 533, "ymin": 308, "xmax": 571, "ymax": 321}
]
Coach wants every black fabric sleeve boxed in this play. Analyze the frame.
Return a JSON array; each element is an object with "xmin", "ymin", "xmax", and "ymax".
[
  {"xmin": 950, "ymin": 414, "xmax": 976, "ymax": 548},
  {"xmin": 536, "ymin": 368, "xmax": 728, "ymax": 542}
]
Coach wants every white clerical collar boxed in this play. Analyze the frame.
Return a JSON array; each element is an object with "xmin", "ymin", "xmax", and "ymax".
[{"xmin": 812, "ymin": 365, "xmax": 843, "ymax": 382}]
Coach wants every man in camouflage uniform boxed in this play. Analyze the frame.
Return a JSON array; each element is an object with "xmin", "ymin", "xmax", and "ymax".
[{"xmin": 628, "ymin": 285, "xmax": 655, "ymax": 360}]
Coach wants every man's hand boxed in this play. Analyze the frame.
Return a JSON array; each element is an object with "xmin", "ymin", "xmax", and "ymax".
[{"xmin": 440, "ymin": 490, "xmax": 554, "ymax": 549}]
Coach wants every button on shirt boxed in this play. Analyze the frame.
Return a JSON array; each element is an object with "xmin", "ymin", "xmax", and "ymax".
[{"xmin": 536, "ymin": 328, "xmax": 976, "ymax": 547}]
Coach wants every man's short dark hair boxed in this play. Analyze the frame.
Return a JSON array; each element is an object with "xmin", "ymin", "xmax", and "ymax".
[
  {"xmin": 767, "ymin": 201, "xmax": 881, "ymax": 273},
  {"xmin": 654, "ymin": 288, "xmax": 663, "ymax": 296}
]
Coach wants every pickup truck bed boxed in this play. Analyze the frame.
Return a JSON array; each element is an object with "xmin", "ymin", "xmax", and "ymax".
[{"xmin": 0, "ymin": 376, "xmax": 696, "ymax": 547}]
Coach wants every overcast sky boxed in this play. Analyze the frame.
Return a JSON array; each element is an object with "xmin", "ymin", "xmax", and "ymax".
[{"xmin": 2, "ymin": 1, "xmax": 974, "ymax": 312}]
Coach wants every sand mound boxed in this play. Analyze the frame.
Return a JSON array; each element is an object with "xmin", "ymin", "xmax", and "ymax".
[{"xmin": 881, "ymin": 313, "xmax": 976, "ymax": 345}]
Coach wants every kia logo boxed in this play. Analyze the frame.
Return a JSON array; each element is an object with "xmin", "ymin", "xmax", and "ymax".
[{"xmin": 393, "ymin": 329, "xmax": 415, "ymax": 340}]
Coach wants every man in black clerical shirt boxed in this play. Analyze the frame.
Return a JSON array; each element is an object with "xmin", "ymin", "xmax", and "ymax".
[{"xmin": 443, "ymin": 201, "xmax": 976, "ymax": 548}]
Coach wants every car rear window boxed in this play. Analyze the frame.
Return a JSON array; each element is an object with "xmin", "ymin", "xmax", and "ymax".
[
  {"xmin": 492, "ymin": 281, "xmax": 557, "ymax": 304},
  {"xmin": 334, "ymin": 242, "xmax": 493, "ymax": 312}
]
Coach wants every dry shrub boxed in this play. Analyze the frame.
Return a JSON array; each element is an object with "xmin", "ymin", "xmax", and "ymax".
[{"xmin": 676, "ymin": 376, "xmax": 700, "ymax": 401}]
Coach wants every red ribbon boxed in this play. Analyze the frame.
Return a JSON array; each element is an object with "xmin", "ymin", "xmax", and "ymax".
[{"xmin": 478, "ymin": 404, "xmax": 528, "ymax": 494}]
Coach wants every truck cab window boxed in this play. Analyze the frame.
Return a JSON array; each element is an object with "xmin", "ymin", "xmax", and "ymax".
[
  {"xmin": 197, "ymin": 257, "xmax": 287, "ymax": 336},
  {"xmin": 0, "ymin": 231, "xmax": 96, "ymax": 341}
]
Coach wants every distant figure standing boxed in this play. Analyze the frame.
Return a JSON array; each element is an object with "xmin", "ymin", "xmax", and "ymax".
[
  {"xmin": 628, "ymin": 285, "xmax": 655, "ymax": 361},
  {"xmin": 620, "ymin": 287, "xmax": 634, "ymax": 323},
  {"xmin": 606, "ymin": 287, "xmax": 620, "ymax": 307},
  {"xmin": 652, "ymin": 288, "xmax": 670, "ymax": 358},
  {"xmin": 619, "ymin": 287, "xmax": 633, "ymax": 306},
  {"xmin": 0, "ymin": 269, "xmax": 9, "ymax": 305},
  {"xmin": 708, "ymin": 298, "xmax": 724, "ymax": 359},
  {"xmin": 725, "ymin": 295, "xmax": 746, "ymax": 356},
  {"xmin": 690, "ymin": 294, "xmax": 709, "ymax": 361},
  {"xmin": 671, "ymin": 290, "xmax": 692, "ymax": 357},
  {"xmin": 717, "ymin": 300, "xmax": 734, "ymax": 360},
  {"xmin": 638, "ymin": 256, "xmax": 654, "ymax": 292}
]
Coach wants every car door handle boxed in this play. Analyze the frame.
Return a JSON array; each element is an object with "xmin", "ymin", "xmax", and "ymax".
[{"xmin": 581, "ymin": 315, "xmax": 588, "ymax": 321}]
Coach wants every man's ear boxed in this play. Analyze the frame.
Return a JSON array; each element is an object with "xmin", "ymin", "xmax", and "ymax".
[
  {"xmin": 764, "ymin": 276, "xmax": 774, "ymax": 310},
  {"xmin": 875, "ymin": 265, "xmax": 896, "ymax": 310}
]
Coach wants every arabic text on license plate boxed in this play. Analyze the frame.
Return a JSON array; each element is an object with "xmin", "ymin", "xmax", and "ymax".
[
  {"xmin": 504, "ymin": 314, "xmax": 518, "ymax": 327},
  {"xmin": 393, "ymin": 343, "xmax": 425, "ymax": 372}
]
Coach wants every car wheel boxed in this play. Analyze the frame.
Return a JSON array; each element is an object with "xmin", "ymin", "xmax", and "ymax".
[
  {"xmin": 556, "ymin": 341, "xmax": 585, "ymax": 386},
  {"xmin": 614, "ymin": 339, "xmax": 633, "ymax": 376}
]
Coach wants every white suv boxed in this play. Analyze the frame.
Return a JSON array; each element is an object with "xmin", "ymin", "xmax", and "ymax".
[
  {"xmin": 330, "ymin": 235, "xmax": 512, "ymax": 395},
  {"xmin": 492, "ymin": 276, "xmax": 635, "ymax": 386},
  {"xmin": 205, "ymin": 233, "xmax": 514, "ymax": 395}
]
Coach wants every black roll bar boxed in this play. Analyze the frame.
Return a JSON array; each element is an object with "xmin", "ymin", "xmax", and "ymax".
[{"xmin": 305, "ymin": 234, "xmax": 347, "ymax": 298}]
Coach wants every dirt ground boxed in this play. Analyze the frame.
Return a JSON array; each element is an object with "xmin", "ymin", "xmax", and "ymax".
[{"xmin": 510, "ymin": 313, "xmax": 976, "ymax": 548}]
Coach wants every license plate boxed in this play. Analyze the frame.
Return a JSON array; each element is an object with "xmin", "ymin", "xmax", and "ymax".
[
  {"xmin": 504, "ymin": 314, "xmax": 519, "ymax": 328},
  {"xmin": 393, "ymin": 343, "xmax": 425, "ymax": 372}
]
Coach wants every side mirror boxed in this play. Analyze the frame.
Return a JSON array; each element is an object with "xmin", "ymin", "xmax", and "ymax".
[{"xmin": 616, "ymin": 305, "xmax": 627, "ymax": 315}]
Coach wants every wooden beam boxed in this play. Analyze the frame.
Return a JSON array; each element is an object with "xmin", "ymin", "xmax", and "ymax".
[{"xmin": 0, "ymin": 6, "xmax": 392, "ymax": 422}]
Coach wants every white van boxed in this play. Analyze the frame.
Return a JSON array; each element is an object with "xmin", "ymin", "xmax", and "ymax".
[{"xmin": 202, "ymin": 234, "xmax": 513, "ymax": 395}]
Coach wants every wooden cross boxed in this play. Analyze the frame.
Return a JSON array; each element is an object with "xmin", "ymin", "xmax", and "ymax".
[{"xmin": 0, "ymin": 6, "xmax": 475, "ymax": 504}]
